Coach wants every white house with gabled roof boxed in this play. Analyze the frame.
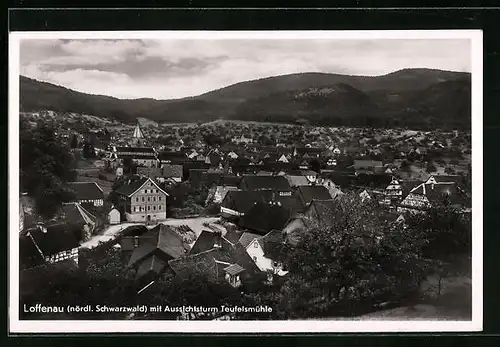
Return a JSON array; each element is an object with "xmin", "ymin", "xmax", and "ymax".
[{"xmin": 114, "ymin": 177, "xmax": 169, "ymax": 223}]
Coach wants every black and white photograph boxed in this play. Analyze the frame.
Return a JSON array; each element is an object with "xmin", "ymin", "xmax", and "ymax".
[{"xmin": 8, "ymin": 30, "xmax": 482, "ymax": 333}]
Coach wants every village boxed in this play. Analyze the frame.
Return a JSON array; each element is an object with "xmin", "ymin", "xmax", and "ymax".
[{"xmin": 18, "ymin": 111, "xmax": 472, "ymax": 320}]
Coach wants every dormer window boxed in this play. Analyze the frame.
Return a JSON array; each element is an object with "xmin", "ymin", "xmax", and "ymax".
[{"xmin": 254, "ymin": 242, "xmax": 259, "ymax": 248}]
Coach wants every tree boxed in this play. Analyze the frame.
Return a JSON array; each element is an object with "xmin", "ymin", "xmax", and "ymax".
[
  {"xmin": 268, "ymin": 193, "xmax": 429, "ymax": 317},
  {"xmin": 82, "ymin": 142, "xmax": 96, "ymax": 158},
  {"xmin": 444, "ymin": 167, "xmax": 455, "ymax": 175},
  {"xmin": 426, "ymin": 163, "xmax": 437, "ymax": 173},
  {"xmin": 20, "ymin": 121, "xmax": 77, "ymax": 219},
  {"xmin": 69, "ymin": 134, "xmax": 79, "ymax": 149}
]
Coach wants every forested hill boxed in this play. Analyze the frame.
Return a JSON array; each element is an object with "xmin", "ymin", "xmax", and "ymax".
[{"xmin": 19, "ymin": 68, "xmax": 471, "ymax": 129}]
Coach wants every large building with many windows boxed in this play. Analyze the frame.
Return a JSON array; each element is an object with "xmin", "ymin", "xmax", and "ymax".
[{"xmin": 115, "ymin": 177, "xmax": 169, "ymax": 222}]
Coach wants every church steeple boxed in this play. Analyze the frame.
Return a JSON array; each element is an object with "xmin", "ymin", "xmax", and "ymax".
[{"xmin": 132, "ymin": 119, "xmax": 146, "ymax": 146}]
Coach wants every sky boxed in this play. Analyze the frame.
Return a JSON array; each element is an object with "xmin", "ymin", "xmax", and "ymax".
[{"xmin": 19, "ymin": 38, "xmax": 471, "ymax": 100}]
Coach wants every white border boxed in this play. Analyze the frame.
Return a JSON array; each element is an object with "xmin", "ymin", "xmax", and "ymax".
[{"xmin": 9, "ymin": 30, "xmax": 483, "ymax": 333}]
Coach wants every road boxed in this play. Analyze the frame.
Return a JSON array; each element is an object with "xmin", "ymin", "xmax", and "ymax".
[{"xmin": 79, "ymin": 217, "xmax": 222, "ymax": 250}]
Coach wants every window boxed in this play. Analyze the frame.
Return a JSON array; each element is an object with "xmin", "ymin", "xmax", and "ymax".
[
  {"xmin": 153, "ymin": 197, "xmax": 156, "ymax": 202},
  {"xmin": 153, "ymin": 206, "xmax": 156, "ymax": 211},
  {"xmin": 147, "ymin": 197, "xmax": 150, "ymax": 202},
  {"xmin": 136, "ymin": 197, "xmax": 139, "ymax": 202},
  {"xmin": 159, "ymin": 196, "xmax": 162, "ymax": 201},
  {"xmin": 147, "ymin": 206, "xmax": 151, "ymax": 211},
  {"xmin": 158, "ymin": 205, "xmax": 162, "ymax": 210},
  {"xmin": 145, "ymin": 189, "xmax": 148, "ymax": 194},
  {"xmin": 156, "ymin": 189, "xmax": 158, "ymax": 193},
  {"xmin": 142, "ymin": 197, "xmax": 145, "ymax": 202},
  {"xmin": 253, "ymin": 256, "xmax": 257, "ymax": 262},
  {"xmin": 254, "ymin": 242, "xmax": 258, "ymax": 248}
]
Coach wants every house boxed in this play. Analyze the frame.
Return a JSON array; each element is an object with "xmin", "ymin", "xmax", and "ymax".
[
  {"xmin": 359, "ymin": 189, "xmax": 372, "ymax": 202},
  {"xmin": 383, "ymin": 177, "xmax": 403, "ymax": 206},
  {"xmin": 108, "ymin": 207, "xmax": 121, "ymax": 225},
  {"xmin": 220, "ymin": 189, "xmax": 300, "ymax": 220},
  {"xmin": 218, "ymin": 229, "xmax": 288, "ymax": 281},
  {"xmin": 112, "ymin": 146, "xmax": 157, "ymax": 167},
  {"xmin": 114, "ymin": 177, "xmax": 169, "ymax": 222},
  {"xmin": 277, "ymin": 154, "xmax": 289, "ymax": 163},
  {"xmin": 295, "ymin": 186, "xmax": 333, "ymax": 208},
  {"xmin": 158, "ymin": 151, "xmax": 188, "ymax": 165},
  {"xmin": 238, "ymin": 175, "xmax": 291, "ymax": 192},
  {"xmin": 238, "ymin": 230, "xmax": 288, "ymax": 278},
  {"xmin": 315, "ymin": 177, "xmax": 343, "ymax": 199},
  {"xmin": 238, "ymin": 202, "xmax": 293, "ymax": 235},
  {"xmin": 126, "ymin": 224, "xmax": 188, "ymax": 282},
  {"xmin": 300, "ymin": 170, "xmax": 318, "ymax": 183},
  {"xmin": 21, "ymin": 224, "xmax": 80, "ymax": 268},
  {"xmin": 212, "ymin": 185, "xmax": 239, "ymax": 204},
  {"xmin": 162, "ymin": 164, "xmax": 183, "ymax": 182},
  {"xmin": 220, "ymin": 190, "xmax": 275, "ymax": 219},
  {"xmin": 169, "ymin": 237, "xmax": 260, "ymax": 289},
  {"xmin": 67, "ymin": 182, "xmax": 104, "ymax": 206},
  {"xmin": 227, "ymin": 151, "xmax": 239, "ymax": 160},
  {"xmin": 59, "ymin": 202, "xmax": 98, "ymax": 241},
  {"xmin": 398, "ymin": 181, "xmax": 469, "ymax": 213}
]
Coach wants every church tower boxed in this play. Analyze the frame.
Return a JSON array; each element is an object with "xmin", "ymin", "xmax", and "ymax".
[{"xmin": 132, "ymin": 119, "xmax": 147, "ymax": 147}]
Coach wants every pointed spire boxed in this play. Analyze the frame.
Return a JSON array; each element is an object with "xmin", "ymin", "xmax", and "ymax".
[{"xmin": 133, "ymin": 119, "xmax": 145, "ymax": 139}]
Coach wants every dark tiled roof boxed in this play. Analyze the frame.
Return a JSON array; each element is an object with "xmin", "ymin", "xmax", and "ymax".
[
  {"xmin": 115, "ymin": 177, "xmax": 170, "ymax": 197},
  {"xmin": 60, "ymin": 203, "xmax": 97, "ymax": 226},
  {"xmin": 424, "ymin": 183, "xmax": 468, "ymax": 206},
  {"xmin": 26, "ymin": 224, "xmax": 80, "ymax": 256},
  {"xmin": 238, "ymin": 232, "xmax": 262, "ymax": 248},
  {"xmin": 135, "ymin": 254, "xmax": 167, "ymax": 279},
  {"xmin": 19, "ymin": 234, "xmax": 45, "ymax": 269},
  {"xmin": 430, "ymin": 175, "xmax": 464, "ymax": 185},
  {"xmin": 222, "ymin": 175, "xmax": 242, "ymax": 187},
  {"xmin": 221, "ymin": 190, "xmax": 274, "ymax": 214},
  {"xmin": 121, "ymin": 225, "xmax": 149, "ymax": 237},
  {"xmin": 308, "ymin": 199, "xmax": 337, "ymax": 225},
  {"xmin": 119, "ymin": 154, "xmax": 156, "ymax": 160},
  {"xmin": 224, "ymin": 263, "xmax": 245, "ymax": 276},
  {"xmin": 239, "ymin": 175, "xmax": 291, "ymax": 191},
  {"xmin": 115, "ymin": 177, "xmax": 148, "ymax": 196},
  {"xmin": 355, "ymin": 174, "xmax": 393, "ymax": 190},
  {"xmin": 274, "ymin": 194, "xmax": 305, "ymax": 213},
  {"xmin": 189, "ymin": 230, "xmax": 221, "ymax": 255},
  {"xmin": 296, "ymin": 186, "xmax": 332, "ymax": 206},
  {"xmin": 158, "ymin": 151, "xmax": 188, "ymax": 162},
  {"xmin": 68, "ymin": 182, "xmax": 104, "ymax": 201},
  {"xmin": 127, "ymin": 225, "xmax": 187, "ymax": 267},
  {"xmin": 116, "ymin": 146, "xmax": 155, "ymax": 154},
  {"xmin": 162, "ymin": 164, "xmax": 183, "ymax": 178},
  {"xmin": 352, "ymin": 160, "xmax": 383, "ymax": 169},
  {"xmin": 137, "ymin": 167, "xmax": 162, "ymax": 178},
  {"xmin": 223, "ymin": 229, "xmax": 243, "ymax": 245},
  {"xmin": 238, "ymin": 202, "xmax": 293, "ymax": 235}
]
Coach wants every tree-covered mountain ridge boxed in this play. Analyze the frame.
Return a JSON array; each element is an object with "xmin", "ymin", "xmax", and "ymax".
[{"xmin": 19, "ymin": 68, "xmax": 471, "ymax": 129}]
